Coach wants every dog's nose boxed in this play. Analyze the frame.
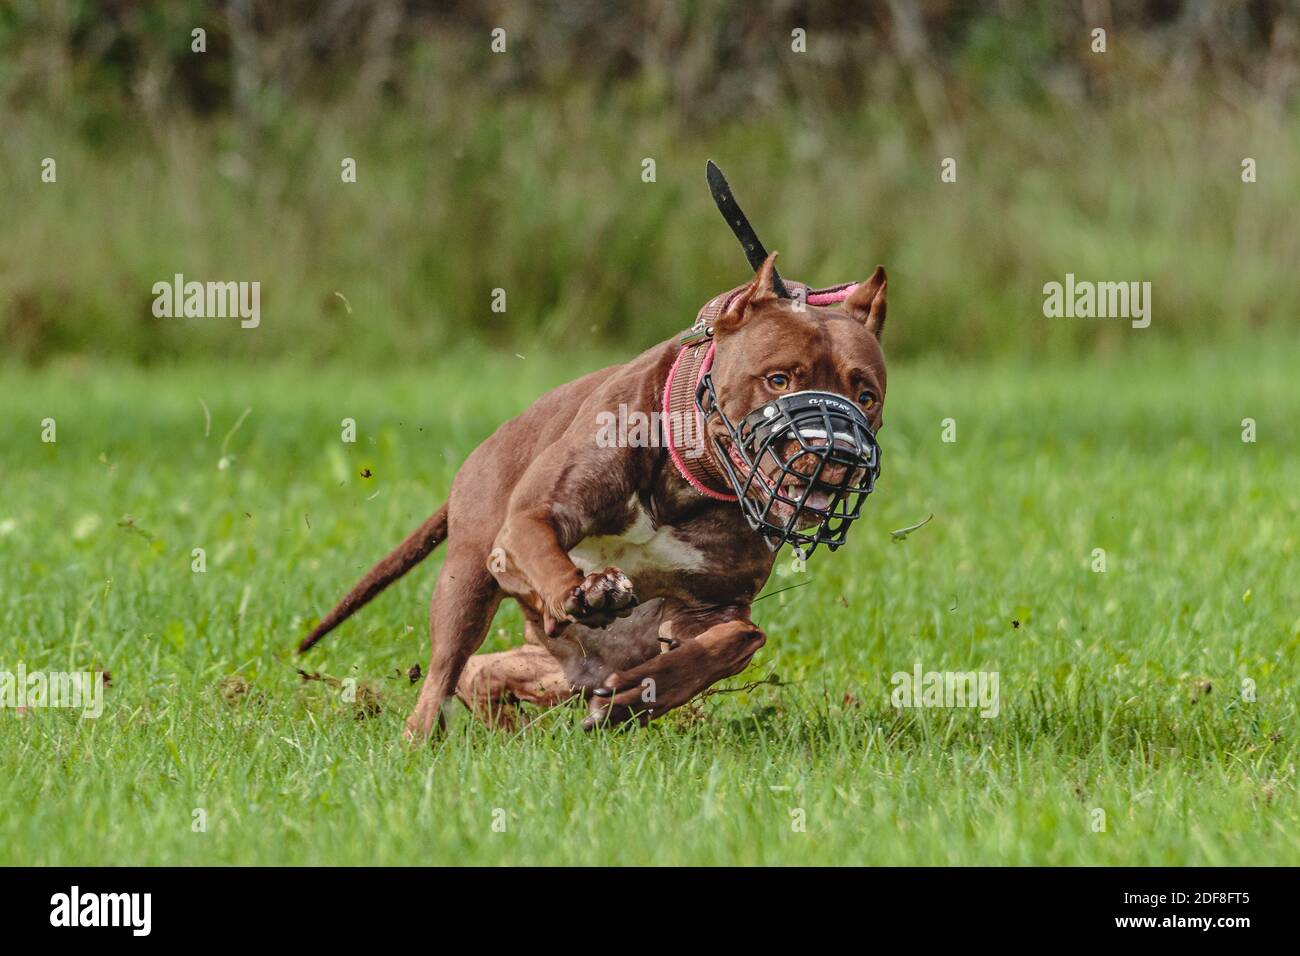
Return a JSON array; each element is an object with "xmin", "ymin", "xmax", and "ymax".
[
  {"xmin": 782, "ymin": 444, "xmax": 841, "ymax": 482},
  {"xmin": 774, "ymin": 434, "xmax": 864, "ymax": 487}
]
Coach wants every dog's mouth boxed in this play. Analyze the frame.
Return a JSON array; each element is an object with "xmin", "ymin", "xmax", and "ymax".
[
  {"xmin": 723, "ymin": 436, "xmax": 864, "ymax": 531},
  {"xmin": 698, "ymin": 381, "xmax": 881, "ymax": 554},
  {"xmin": 770, "ymin": 485, "xmax": 832, "ymax": 529}
]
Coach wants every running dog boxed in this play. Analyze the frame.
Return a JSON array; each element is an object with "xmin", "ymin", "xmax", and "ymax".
[{"xmin": 298, "ymin": 164, "xmax": 889, "ymax": 739}]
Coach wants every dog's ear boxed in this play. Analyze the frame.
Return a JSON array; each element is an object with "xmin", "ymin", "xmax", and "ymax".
[
  {"xmin": 845, "ymin": 266, "xmax": 887, "ymax": 338},
  {"xmin": 715, "ymin": 251, "xmax": 781, "ymax": 334}
]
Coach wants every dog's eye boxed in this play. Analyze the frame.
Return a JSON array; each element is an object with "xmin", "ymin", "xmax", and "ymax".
[
  {"xmin": 767, "ymin": 374, "xmax": 791, "ymax": 391},
  {"xmin": 859, "ymin": 391, "xmax": 876, "ymax": 409}
]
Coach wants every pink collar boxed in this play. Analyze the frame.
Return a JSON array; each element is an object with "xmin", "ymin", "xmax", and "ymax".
[{"xmin": 662, "ymin": 340, "xmax": 737, "ymax": 501}]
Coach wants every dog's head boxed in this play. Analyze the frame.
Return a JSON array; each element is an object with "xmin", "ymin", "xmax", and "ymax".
[{"xmin": 703, "ymin": 252, "xmax": 887, "ymax": 541}]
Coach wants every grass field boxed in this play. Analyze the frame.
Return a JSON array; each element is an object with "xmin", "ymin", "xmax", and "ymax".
[{"xmin": 2, "ymin": 337, "xmax": 1298, "ymax": 866}]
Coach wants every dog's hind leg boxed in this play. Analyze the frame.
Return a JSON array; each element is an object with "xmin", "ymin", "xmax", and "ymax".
[
  {"xmin": 404, "ymin": 548, "xmax": 503, "ymax": 743},
  {"xmin": 583, "ymin": 616, "xmax": 766, "ymax": 729},
  {"xmin": 456, "ymin": 644, "xmax": 575, "ymax": 730}
]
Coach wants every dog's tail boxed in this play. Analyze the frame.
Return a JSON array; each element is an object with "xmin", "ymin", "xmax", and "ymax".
[{"xmin": 297, "ymin": 504, "xmax": 449, "ymax": 654}]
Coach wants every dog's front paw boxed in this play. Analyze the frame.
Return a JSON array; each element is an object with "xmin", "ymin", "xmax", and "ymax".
[{"xmin": 560, "ymin": 566, "xmax": 638, "ymax": 630}]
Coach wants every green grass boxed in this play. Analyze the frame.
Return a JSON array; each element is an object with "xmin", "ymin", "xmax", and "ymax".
[{"xmin": 2, "ymin": 338, "xmax": 1298, "ymax": 865}]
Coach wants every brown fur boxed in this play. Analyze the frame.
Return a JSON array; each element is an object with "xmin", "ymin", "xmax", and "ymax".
[{"xmin": 298, "ymin": 253, "xmax": 890, "ymax": 740}]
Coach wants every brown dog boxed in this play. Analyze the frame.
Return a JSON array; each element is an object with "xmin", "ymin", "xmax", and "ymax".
[{"xmin": 298, "ymin": 252, "xmax": 888, "ymax": 738}]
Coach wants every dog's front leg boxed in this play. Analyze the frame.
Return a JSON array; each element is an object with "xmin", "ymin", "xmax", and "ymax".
[
  {"xmin": 492, "ymin": 446, "xmax": 642, "ymax": 636},
  {"xmin": 497, "ymin": 506, "xmax": 639, "ymax": 635},
  {"xmin": 583, "ymin": 618, "xmax": 767, "ymax": 728}
]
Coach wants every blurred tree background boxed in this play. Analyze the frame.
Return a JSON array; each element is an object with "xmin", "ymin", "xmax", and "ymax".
[{"xmin": 1, "ymin": 0, "xmax": 1296, "ymax": 366}]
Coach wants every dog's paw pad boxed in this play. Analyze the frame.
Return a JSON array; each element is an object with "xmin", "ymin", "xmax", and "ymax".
[{"xmin": 564, "ymin": 567, "xmax": 638, "ymax": 626}]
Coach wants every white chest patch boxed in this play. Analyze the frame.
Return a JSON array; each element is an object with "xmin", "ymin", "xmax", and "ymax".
[{"xmin": 568, "ymin": 503, "xmax": 707, "ymax": 577}]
